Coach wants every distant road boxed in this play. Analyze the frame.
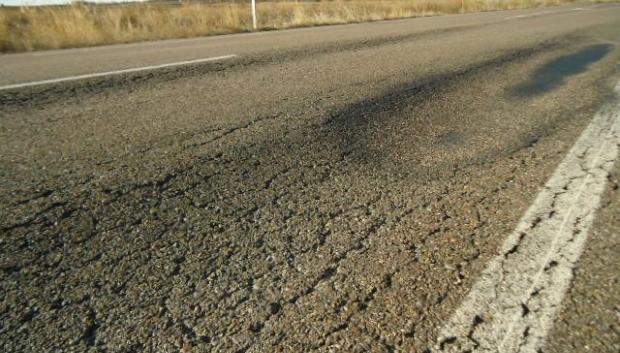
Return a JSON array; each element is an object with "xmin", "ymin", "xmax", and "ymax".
[
  {"xmin": 1, "ymin": 3, "xmax": 619, "ymax": 353},
  {"xmin": 0, "ymin": 3, "xmax": 614, "ymax": 87}
]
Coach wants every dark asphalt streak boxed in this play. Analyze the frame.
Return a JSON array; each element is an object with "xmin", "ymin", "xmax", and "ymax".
[
  {"xmin": 325, "ymin": 41, "xmax": 566, "ymax": 167},
  {"xmin": 512, "ymin": 43, "xmax": 614, "ymax": 96},
  {"xmin": 0, "ymin": 23, "xmax": 483, "ymax": 108},
  {"xmin": 1, "ymin": 7, "xmax": 620, "ymax": 353}
]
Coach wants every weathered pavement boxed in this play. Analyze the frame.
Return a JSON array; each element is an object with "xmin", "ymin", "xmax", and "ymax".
[
  {"xmin": 1, "ymin": 4, "xmax": 620, "ymax": 353},
  {"xmin": 435, "ymin": 80, "xmax": 620, "ymax": 352},
  {"xmin": 543, "ymin": 164, "xmax": 620, "ymax": 353}
]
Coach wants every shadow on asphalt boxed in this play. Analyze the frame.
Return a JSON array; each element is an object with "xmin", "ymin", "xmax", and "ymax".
[
  {"xmin": 510, "ymin": 44, "xmax": 613, "ymax": 97},
  {"xmin": 320, "ymin": 42, "xmax": 561, "ymax": 169}
]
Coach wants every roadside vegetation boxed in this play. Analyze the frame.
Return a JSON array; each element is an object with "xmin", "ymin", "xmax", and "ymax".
[{"xmin": 0, "ymin": 0, "xmax": 615, "ymax": 52}]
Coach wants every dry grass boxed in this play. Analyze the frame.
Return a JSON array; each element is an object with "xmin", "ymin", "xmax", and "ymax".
[{"xmin": 0, "ymin": 0, "xmax": 613, "ymax": 52}]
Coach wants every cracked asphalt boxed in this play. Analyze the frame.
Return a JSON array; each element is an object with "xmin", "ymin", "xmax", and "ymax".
[
  {"xmin": 1, "ymin": 4, "xmax": 620, "ymax": 353},
  {"xmin": 543, "ymin": 164, "xmax": 620, "ymax": 353},
  {"xmin": 436, "ymin": 74, "xmax": 620, "ymax": 352}
]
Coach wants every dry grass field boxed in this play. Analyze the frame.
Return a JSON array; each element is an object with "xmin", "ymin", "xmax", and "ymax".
[{"xmin": 0, "ymin": 0, "xmax": 614, "ymax": 52}]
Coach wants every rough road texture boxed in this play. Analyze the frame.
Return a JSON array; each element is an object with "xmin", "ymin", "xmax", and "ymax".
[
  {"xmin": 542, "ymin": 164, "xmax": 620, "ymax": 353},
  {"xmin": 1, "ymin": 5, "xmax": 620, "ymax": 353},
  {"xmin": 435, "ymin": 81, "xmax": 620, "ymax": 353}
]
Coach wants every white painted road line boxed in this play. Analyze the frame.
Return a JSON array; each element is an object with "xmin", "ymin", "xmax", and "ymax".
[
  {"xmin": 435, "ymin": 81, "xmax": 620, "ymax": 353},
  {"xmin": 0, "ymin": 54, "xmax": 237, "ymax": 91},
  {"xmin": 504, "ymin": 7, "xmax": 589, "ymax": 20}
]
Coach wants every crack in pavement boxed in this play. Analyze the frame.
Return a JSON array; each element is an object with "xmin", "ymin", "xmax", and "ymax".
[{"xmin": 434, "ymin": 81, "xmax": 620, "ymax": 353}]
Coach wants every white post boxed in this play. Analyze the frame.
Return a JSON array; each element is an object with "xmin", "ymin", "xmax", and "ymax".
[{"xmin": 251, "ymin": 0, "xmax": 257, "ymax": 30}]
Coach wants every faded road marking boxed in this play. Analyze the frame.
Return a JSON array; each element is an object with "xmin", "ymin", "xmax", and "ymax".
[
  {"xmin": 0, "ymin": 54, "xmax": 237, "ymax": 91},
  {"xmin": 435, "ymin": 81, "xmax": 620, "ymax": 353},
  {"xmin": 504, "ymin": 7, "xmax": 589, "ymax": 20}
]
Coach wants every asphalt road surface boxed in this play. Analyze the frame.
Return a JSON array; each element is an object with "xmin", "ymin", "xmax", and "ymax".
[{"xmin": 1, "ymin": 3, "xmax": 619, "ymax": 353}]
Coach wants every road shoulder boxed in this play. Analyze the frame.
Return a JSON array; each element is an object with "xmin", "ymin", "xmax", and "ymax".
[{"xmin": 542, "ymin": 163, "xmax": 620, "ymax": 353}]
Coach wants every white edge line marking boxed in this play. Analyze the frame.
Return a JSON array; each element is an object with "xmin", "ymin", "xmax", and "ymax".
[
  {"xmin": 435, "ymin": 81, "xmax": 620, "ymax": 352},
  {"xmin": 0, "ymin": 54, "xmax": 237, "ymax": 91}
]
